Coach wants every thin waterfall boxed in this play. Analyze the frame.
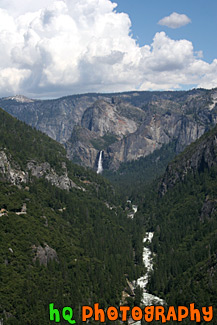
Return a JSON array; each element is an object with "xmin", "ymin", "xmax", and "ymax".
[{"xmin": 97, "ymin": 150, "xmax": 103, "ymax": 174}]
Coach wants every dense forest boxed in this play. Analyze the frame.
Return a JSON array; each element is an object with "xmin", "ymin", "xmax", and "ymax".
[
  {"xmin": 103, "ymin": 124, "xmax": 217, "ymax": 324},
  {"xmin": 104, "ymin": 140, "xmax": 177, "ymax": 200},
  {"xmin": 0, "ymin": 108, "xmax": 145, "ymax": 324},
  {"xmin": 135, "ymin": 126, "xmax": 217, "ymax": 324}
]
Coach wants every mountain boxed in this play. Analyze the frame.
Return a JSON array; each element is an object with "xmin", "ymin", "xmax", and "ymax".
[
  {"xmin": 137, "ymin": 123, "xmax": 217, "ymax": 322},
  {"xmin": 1, "ymin": 88, "xmax": 217, "ymax": 172},
  {"xmin": 2, "ymin": 91, "xmax": 217, "ymax": 324},
  {"xmin": 0, "ymin": 108, "xmax": 145, "ymax": 324}
]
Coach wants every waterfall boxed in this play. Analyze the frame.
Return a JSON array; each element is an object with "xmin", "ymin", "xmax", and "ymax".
[{"xmin": 97, "ymin": 151, "xmax": 103, "ymax": 174}]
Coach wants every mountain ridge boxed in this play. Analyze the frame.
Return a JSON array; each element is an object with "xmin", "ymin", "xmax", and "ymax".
[{"xmin": 1, "ymin": 88, "xmax": 217, "ymax": 171}]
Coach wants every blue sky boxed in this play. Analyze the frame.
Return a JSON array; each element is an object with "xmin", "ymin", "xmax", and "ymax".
[
  {"xmin": 112, "ymin": 0, "xmax": 217, "ymax": 63},
  {"xmin": 0, "ymin": 0, "xmax": 216, "ymax": 98}
]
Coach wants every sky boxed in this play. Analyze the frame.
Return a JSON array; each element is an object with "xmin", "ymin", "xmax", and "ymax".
[{"xmin": 0, "ymin": 0, "xmax": 216, "ymax": 98}]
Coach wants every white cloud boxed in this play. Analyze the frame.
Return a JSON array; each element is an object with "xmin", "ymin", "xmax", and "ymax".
[
  {"xmin": 158, "ymin": 12, "xmax": 191, "ymax": 29},
  {"xmin": 0, "ymin": 1, "xmax": 216, "ymax": 98}
]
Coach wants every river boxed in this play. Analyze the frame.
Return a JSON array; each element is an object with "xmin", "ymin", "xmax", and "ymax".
[
  {"xmin": 135, "ymin": 232, "xmax": 164, "ymax": 306},
  {"xmin": 128, "ymin": 203, "xmax": 165, "ymax": 324}
]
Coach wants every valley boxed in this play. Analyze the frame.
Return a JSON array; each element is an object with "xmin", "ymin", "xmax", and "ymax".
[{"xmin": 1, "ymin": 88, "xmax": 217, "ymax": 324}]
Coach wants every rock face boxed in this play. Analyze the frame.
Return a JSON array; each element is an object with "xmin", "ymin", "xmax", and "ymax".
[
  {"xmin": 32, "ymin": 244, "xmax": 58, "ymax": 266},
  {"xmin": 159, "ymin": 124, "xmax": 217, "ymax": 195},
  {"xmin": 200, "ymin": 199, "xmax": 217, "ymax": 222},
  {"xmin": 0, "ymin": 151, "xmax": 80, "ymax": 191},
  {"xmin": 81, "ymin": 99, "xmax": 138, "ymax": 137},
  {"xmin": 1, "ymin": 88, "xmax": 217, "ymax": 170},
  {"xmin": 27, "ymin": 161, "xmax": 80, "ymax": 191},
  {"xmin": 66, "ymin": 126, "xmax": 100, "ymax": 168},
  {"xmin": 0, "ymin": 151, "xmax": 28, "ymax": 185},
  {"xmin": 105, "ymin": 112, "xmax": 207, "ymax": 169},
  {"xmin": 0, "ymin": 94, "xmax": 100, "ymax": 143}
]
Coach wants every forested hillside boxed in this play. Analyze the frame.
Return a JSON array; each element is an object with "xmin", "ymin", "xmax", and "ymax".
[
  {"xmin": 0, "ymin": 108, "xmax": 145, "ymax": 324},
  {"xmin": 136, "ymin": 125, "xmax": 217, "ymax": 324},
  {"xmin": 104, "ymin": 140, "xmax": 177, "ymax": 200}
]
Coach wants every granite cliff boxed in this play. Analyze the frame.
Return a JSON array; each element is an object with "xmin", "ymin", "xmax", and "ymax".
[
  {"xmin": 1, "ymin": 88, "xmax": 217, "ymax": 170},
  {"xmin": 159, "ymin": 123, "xmax": 217, "ymax": 195}
]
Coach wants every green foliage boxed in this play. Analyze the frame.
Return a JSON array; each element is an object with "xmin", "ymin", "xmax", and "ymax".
[
  {"xmin": 0, "ymin": 108, "xmax": 143, "ymax": 324},
  {"xmin": 104, "ymin": 140, "xmax": 177, "ymax": 200},
  {"xmin": 0, "ymin": 108, "xmax": 67, "ymax": 172},
  {"xmin": 139, "ymin": 167, "xmax": 217, "ymax": 323}
]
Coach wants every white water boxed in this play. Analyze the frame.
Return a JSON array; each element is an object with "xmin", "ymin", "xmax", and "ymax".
[
  {"xmin": 124, "ymin": 206, "xmax": 164, "ymax": 324},
  {"xmin": 128, "ymin": 203, "xmax": 164, "ymax": 306},
  {"xmin": 97, "ymin": 151, "xmax": 103, "ymax": 174},
  {"xmin": 132, "ymin": 205, "xmax": 138, "ymax": 214},
  {"xmin": 136, "ymin": 232, "xmax": 164, "ymax": 306},
  {"xmin": 129, "ymin": 232, "xmax": 164, "ymax": 324},
  {"xmin": 127, "ymin": 204, "xmax": 138, "ymax": 219}
]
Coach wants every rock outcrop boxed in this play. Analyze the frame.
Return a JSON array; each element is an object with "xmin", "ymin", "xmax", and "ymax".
[
  {"xmin": 159, "ymin": 125, "xmax": 217, "ymax": 195},
  {"xmin": 32, "ymin": 244, "xmax": 58, "ymax": 266},
  {"xmin": 27, "ymin": 160, "xmax": 80, "ymax": 191},
  {"xmin": 0, "ymin": 151, "xmax": 28, "ymax": 185},
  {"xmin": 0, "ymin": 150, "xmax": 81, "ymax": 191},
  {"xmin": 66, "ymin": 126, "xmax": 99, "ymax": 168}
]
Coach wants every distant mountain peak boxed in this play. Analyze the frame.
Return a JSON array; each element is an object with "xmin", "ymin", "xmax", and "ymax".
[{"xmin": 4, "ymin": 95, "xmax": 34, "ymax": 103}]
